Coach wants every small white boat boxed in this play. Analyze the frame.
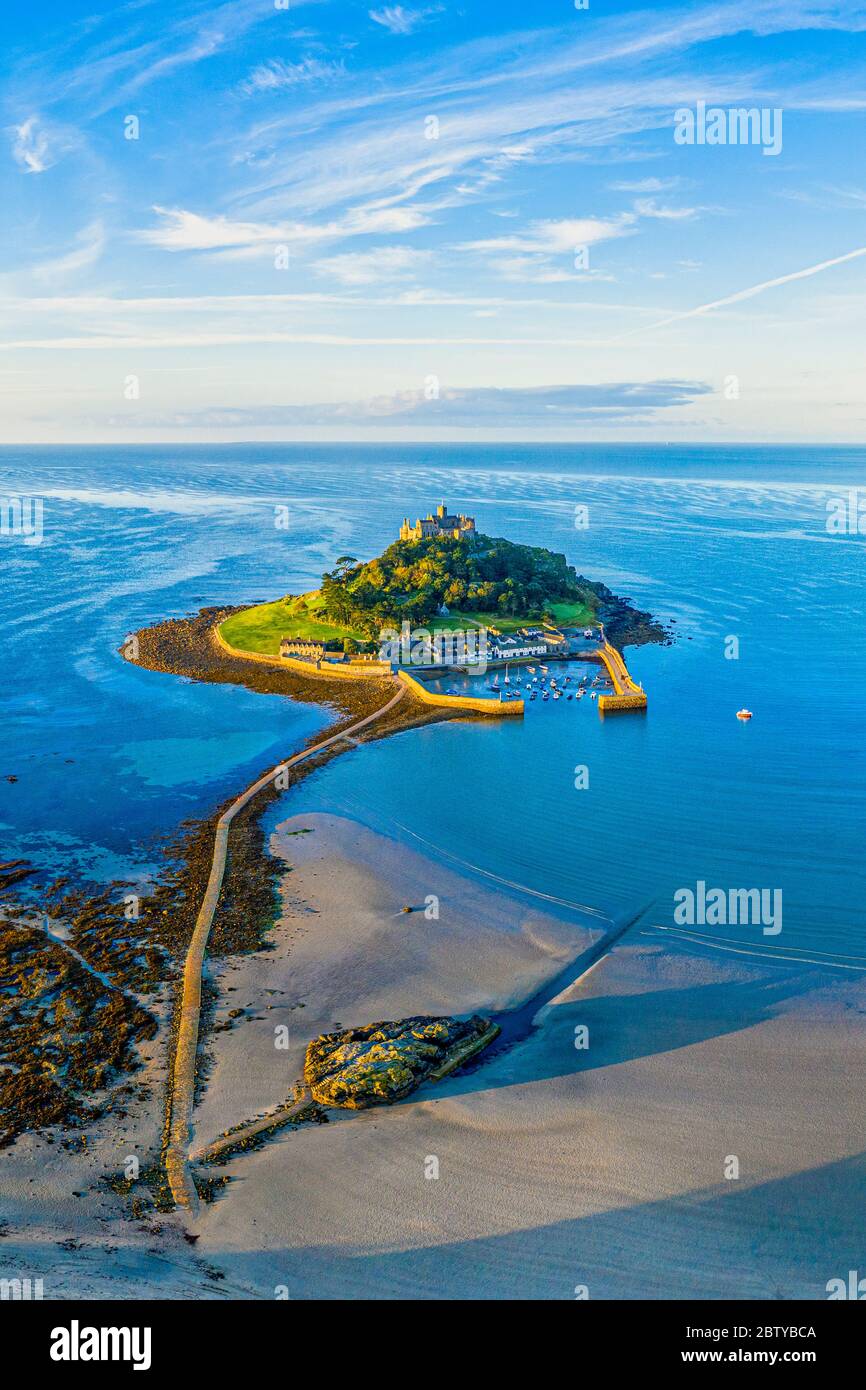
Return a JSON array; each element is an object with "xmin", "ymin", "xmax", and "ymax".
[
  {"xmin": 736, "ymin": 708, "xmax": 753, "ymax": 721},
  {"xmin": 590, "ymin": 692, "xmax": 597, "ymax": 700},
  {"xmin": 583, "ymin": 628, "xmax": 593, "ymax": 639}
]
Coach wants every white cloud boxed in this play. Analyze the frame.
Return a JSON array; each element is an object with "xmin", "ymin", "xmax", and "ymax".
[
  {"xmin": 343, "ymin": 203, "xmax": 430, "ymax": 235},
  {"xmin": 458, "ymin": 216, "xmax": 633, "ymax": 281},
  {"xmin": 33, "ymin": 222, "xmax": 105, "ymax": 281},
  {"xmin": 486, "ymin": 257, "xmax": 616, "ymax": 285},
  {"xmin": 136, "ymin": 207, "xmax": 294, "ymax": 252},
  {"xmin": 632, "ymin": 197, "xmax": 701, "ymax": 220},
  {"xmin": 241, "ymin": 58, "xmax": 346, "ymax": 95},
  {"xmin": 135, "ymin": 202, "xmax": 433, "ymax": 259},
  {"xmin": 110, "ymin": 379, "xmax": 712, "ymax": 428},
  {"xmin": 369, "ymin": 6, "xmax": 441, "ymax": 36},
  {"xmin": 11, "ymin": 116, "xmax": 55, "ymax": 173},
  {"xmin": 314, "ymin": 245, "xmax": 431, "ymax": 285},
  {"xmin": 460, "ymin": 216, "xmax": 633, "ymax": 256},
  {"xmin": 609, "ymin": 176, "xmax": 682, "ymax": 193}
]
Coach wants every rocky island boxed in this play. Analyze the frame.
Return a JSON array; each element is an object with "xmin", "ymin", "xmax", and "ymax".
[{"xmin": 304, "ymin": 1015, "xmax": 501, "ymax": 1109}]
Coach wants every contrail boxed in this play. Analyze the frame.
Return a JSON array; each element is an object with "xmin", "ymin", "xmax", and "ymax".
[{"xmin": 622, "ymin": 244, "xmax": 866, "ymax": 337}]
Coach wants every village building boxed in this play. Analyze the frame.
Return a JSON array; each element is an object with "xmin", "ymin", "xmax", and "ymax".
[
  {"xmin": 399, "ymin": 502, "xmax": 476, "ymax": 543},
  {"xmin": 489, "ymin": 635, "xmax": 549, "ymax": 660},
  {"xmin": 280, "ymin": 638, "xmax": 326, "ymax": 661}
]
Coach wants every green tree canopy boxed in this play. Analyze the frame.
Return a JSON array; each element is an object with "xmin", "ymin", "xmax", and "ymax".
[{"xmin": 317, "ymin": 532, "xmax": 590, "ymax": 634}]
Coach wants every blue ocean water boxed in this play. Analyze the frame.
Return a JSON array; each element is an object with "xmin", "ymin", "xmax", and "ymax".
[{"xmin": 1, "ymin": 445, "xmax": 864, "ymax": 958}]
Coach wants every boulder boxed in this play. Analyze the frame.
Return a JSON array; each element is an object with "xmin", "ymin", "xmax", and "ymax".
[{"xmin": 304, "ymin": 1014, "xmax": 499, "ymax": 1109}]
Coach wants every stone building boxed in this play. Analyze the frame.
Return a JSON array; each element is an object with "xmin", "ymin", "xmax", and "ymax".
[
  {"xmin": 280, "ymin": 638, "xmax": 326, "ymax": 661},
  {"xmin": 399, "ymin": 501, "xmax": 476, "ymax": 543}
]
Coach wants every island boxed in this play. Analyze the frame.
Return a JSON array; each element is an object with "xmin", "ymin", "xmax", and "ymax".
[{"xmin": 216, "ymin": 502, "xmax": 654, "ymax": 714}]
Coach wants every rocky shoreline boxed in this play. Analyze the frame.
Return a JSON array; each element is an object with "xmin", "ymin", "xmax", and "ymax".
[{"xmin": 578, "ymin": 577, "xmax": 674, "ymax": 649}]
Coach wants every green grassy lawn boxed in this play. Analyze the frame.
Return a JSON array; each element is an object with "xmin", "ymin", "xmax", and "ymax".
[
  {"xmin": 546, "ymin": 599, "xmax": 596, "ymax": 627},
  {"xmin": 220, "ymin": 592, "xmax": 598, "ymax": 657},
  {"xmin": 220, "ymin": 594, "xmax": 366, "ymax": 655},
  {"xmin": 431, "ymin": 603, "xmax": 596, "ymax": 632},
  {"xmin": 426, "ymin": 610, "xmax": 534, "ymax": 634}
]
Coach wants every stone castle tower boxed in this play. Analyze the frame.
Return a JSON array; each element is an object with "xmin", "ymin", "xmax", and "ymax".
[{"xmin": 399, "ymin": 501, "xmax": 476, "ymax": 543}]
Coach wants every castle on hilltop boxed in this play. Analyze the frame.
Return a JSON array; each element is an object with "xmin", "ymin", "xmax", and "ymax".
[{"xmin": 399, "ymin": 501, "xmax": 476, "ymax": 544}]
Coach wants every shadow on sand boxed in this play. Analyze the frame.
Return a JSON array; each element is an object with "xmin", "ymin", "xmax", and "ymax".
[{"xmin": 214, "ymin": 1149, "xmax": 866, "ymax": 1300}]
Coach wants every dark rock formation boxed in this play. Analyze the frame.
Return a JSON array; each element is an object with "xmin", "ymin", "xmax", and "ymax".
[{"xmin": 304, "ymin": 1014, "xmax": 499, "ymax": 1108}]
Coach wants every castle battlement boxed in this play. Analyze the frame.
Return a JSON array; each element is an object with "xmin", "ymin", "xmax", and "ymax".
[{"xmin": 399, "ymin": 501, "xmax": 476, "ymax": 544}]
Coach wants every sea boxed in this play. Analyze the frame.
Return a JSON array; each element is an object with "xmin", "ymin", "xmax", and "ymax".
[{"xmin": 1, "ymin": 444, "xmax": 864, "ymax": 961}]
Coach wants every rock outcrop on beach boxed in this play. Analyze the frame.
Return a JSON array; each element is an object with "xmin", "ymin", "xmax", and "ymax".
[{"xmin": 304, "ymin": 1014, "xmax": 499, "ymax": 1108}]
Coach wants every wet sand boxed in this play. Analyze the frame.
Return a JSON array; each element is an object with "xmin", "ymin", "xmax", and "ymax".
[
  {"xmin": 187, "ymin": 814, "xmax": 866, "ymax": 1300},
  {"xmin": 4, "ymin": 812, "xmax": 863, "ymax": 1299}
]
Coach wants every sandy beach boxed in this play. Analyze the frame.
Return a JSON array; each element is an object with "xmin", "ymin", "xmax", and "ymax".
[
  {"xmin": 186, "ymin": 813, "xmax": 866, "ymax": 1300},
  {"xmin": 3, "ymin": 810, "xmax": 864, "ymax": 1300}
]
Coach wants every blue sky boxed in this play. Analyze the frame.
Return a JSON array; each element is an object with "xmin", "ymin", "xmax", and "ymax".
[{"xmin": 2, "ymin": 0, "xmax": 866, "ymax": 442}]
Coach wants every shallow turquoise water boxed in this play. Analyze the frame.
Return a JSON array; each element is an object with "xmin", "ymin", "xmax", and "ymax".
[{"xmin": 1, "ymin": 444, "xmax": 864, "ymax": 957}]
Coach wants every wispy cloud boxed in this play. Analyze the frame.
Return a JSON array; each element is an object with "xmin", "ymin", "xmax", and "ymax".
[
  {"xmin": 633, "ymin": 245, "xmax": 866, "ymax": 334},
  {"xmin": 632, "ymin": 197, "xmax": 702, "ymax": 220},
  {"xmin": 369, "ymin": 5, "xmax": 442, "ymax": 36},
  {"xmin": 102, "ymin": 379, "xmax": 713, "ymax": 428},
  {"xmin": 6, "ymin": 0, "xmax": 866, "ymax": 440},
  {"xmin": 135, "ymin": 207, "xmax": 297, "ymax": 253},
  {"xmin": 609, "ymin": 176, "xmax": 683, "ymax": 193},
  {"xmin": 10, "ymin": 116, "xmax": 64, "ymax": 173},
  {"xmin": 458, "ymin": 216, "xmax": 634, "ymax": 281},
  {"xmin": 33, "ymin": 221, "xmax": 105, "ymax": 280},
  {"xmin": 241, "ymin": 57, "xmax": 346, "ymax": 95},
  {"xmin": 30, "ymin": 0, "xmax": 319, "ymax": 115},
  {"xmin": 313, "ymin": 245, "xmax": 432, "ymax": 285},
  {"xmin": 135, "ymin": 202, "xmax": 433, "ymax": 259},
  {"xmin": 459, "ymin": 216, "xmax": 634, "ymax": 255}
]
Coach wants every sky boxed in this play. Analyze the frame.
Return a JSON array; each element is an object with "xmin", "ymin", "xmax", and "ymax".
[{"xmin": 2, "ymin": 0, "xmax": 866, "ymax": 443}]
